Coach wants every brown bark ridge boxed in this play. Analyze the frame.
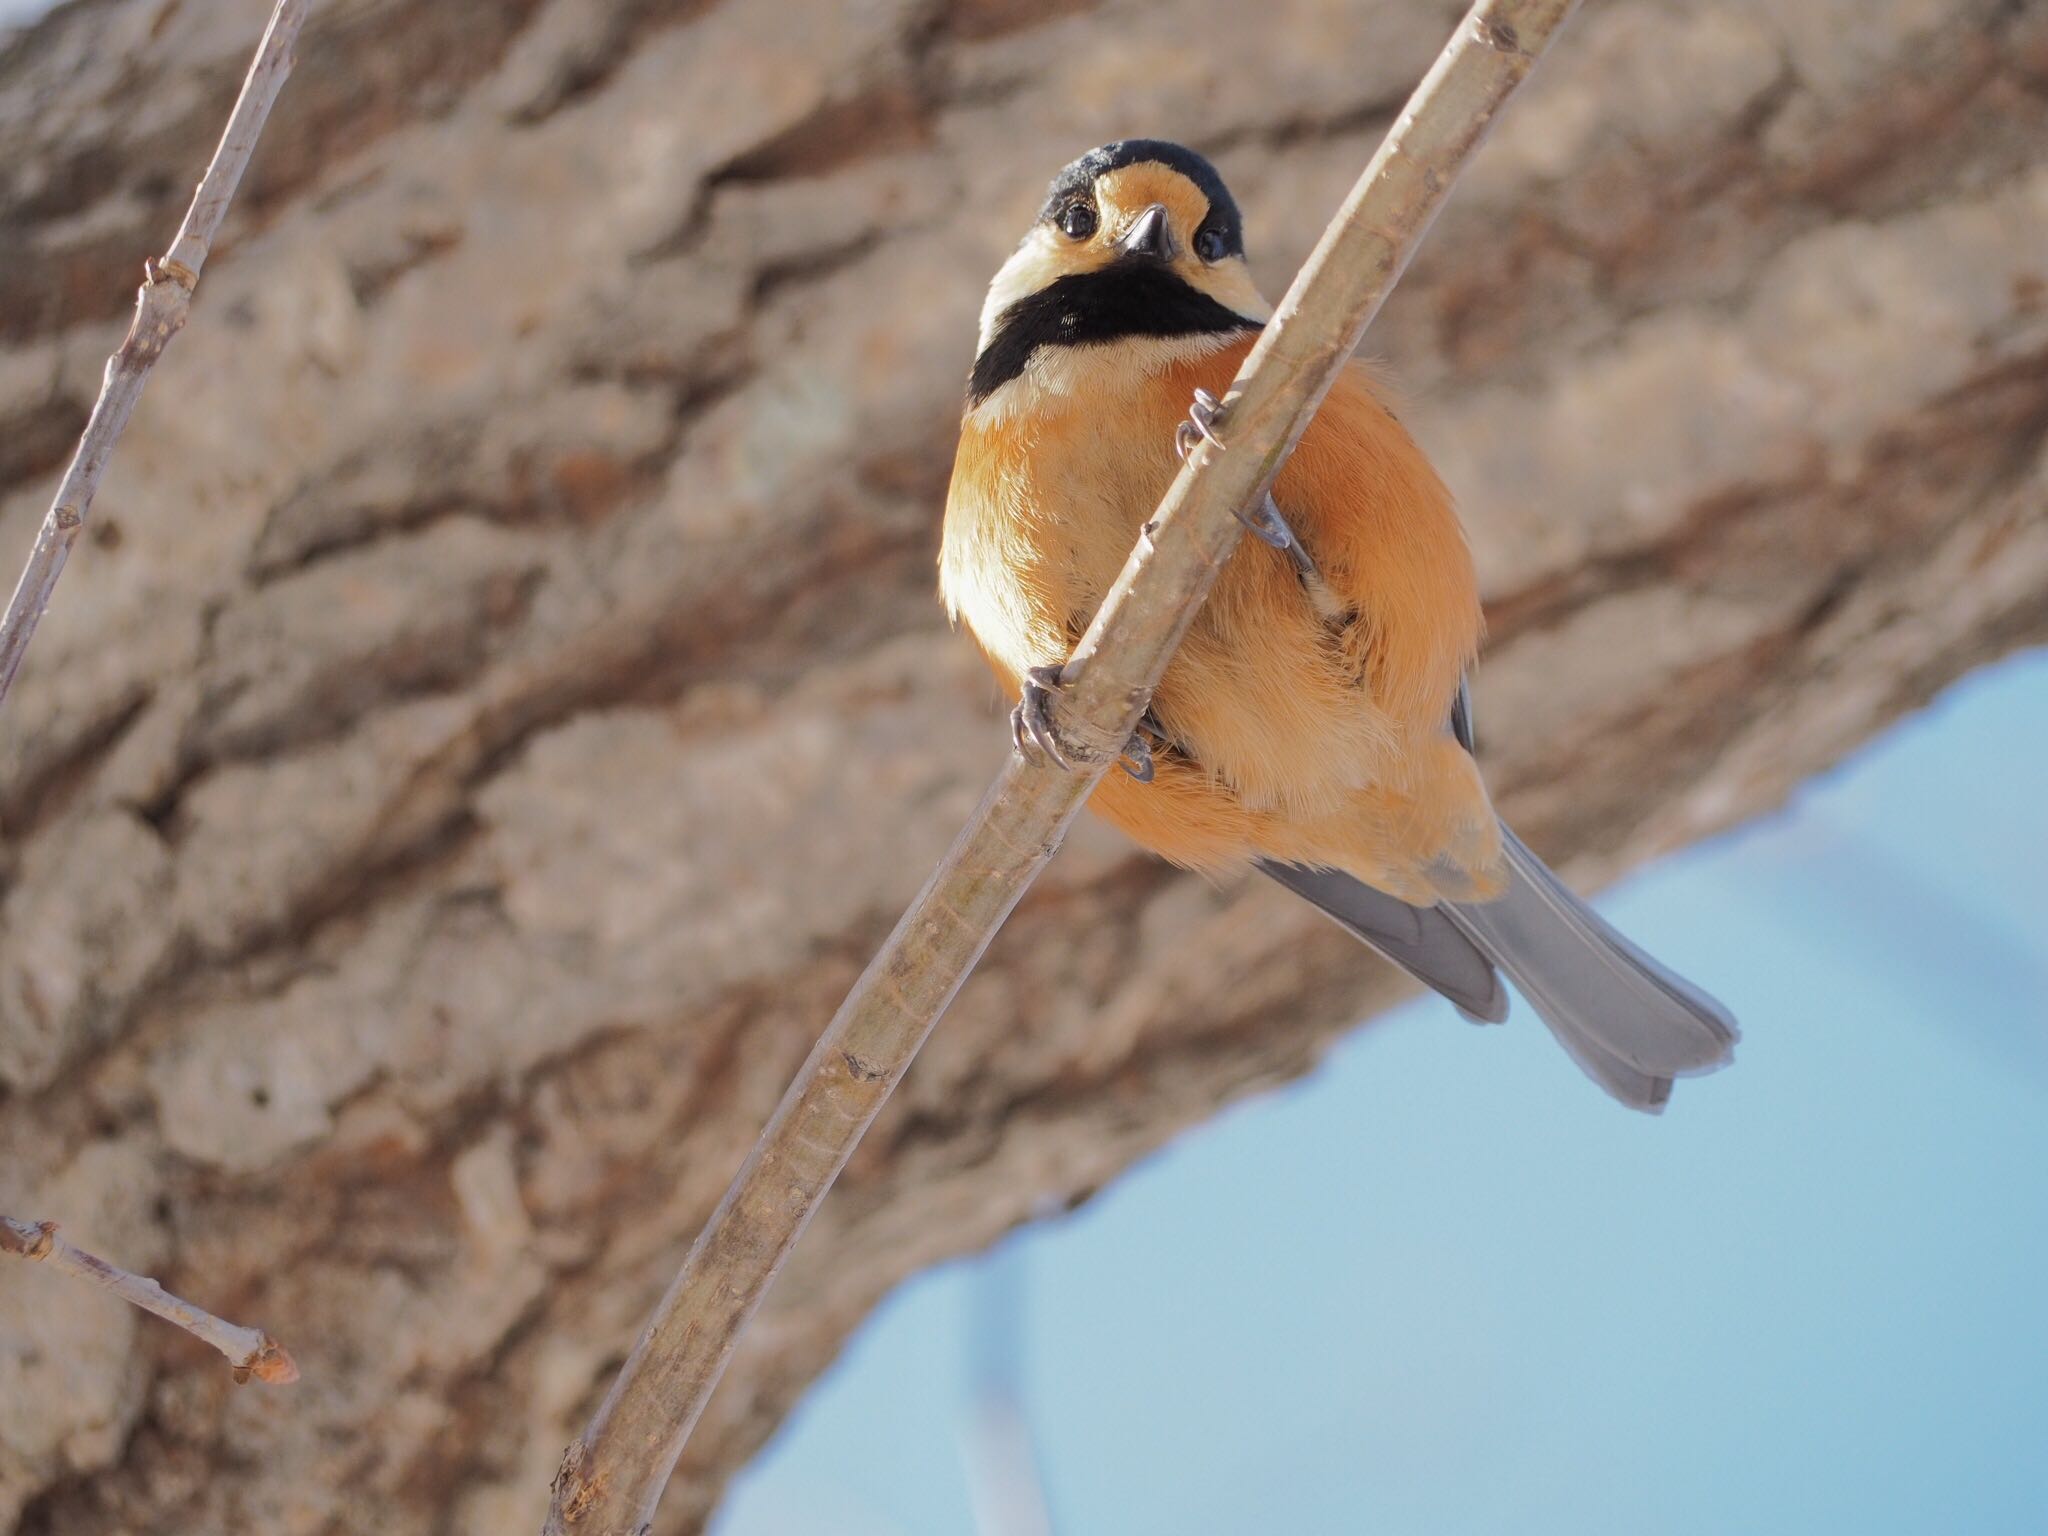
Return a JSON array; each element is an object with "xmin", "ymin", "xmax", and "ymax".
[{"xmin": 0, "ymin": 0, "xmax": 2042, "ymax": 1531}]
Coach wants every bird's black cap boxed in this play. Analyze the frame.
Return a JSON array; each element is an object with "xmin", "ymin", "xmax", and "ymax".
[{"xmin": 1038, "ymin": 139, "xmax": 1245, "ymax": 259}]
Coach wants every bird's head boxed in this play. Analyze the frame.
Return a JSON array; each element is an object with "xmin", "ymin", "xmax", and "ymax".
[{"xmin": 968, "ymin": 140, "xmax": 1269, "ymax": 412}]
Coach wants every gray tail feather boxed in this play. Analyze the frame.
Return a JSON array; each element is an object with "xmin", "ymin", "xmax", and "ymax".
[
  {"xmin": 1259, "ymin": 859, "xmax": 1509, "ymax": 1025},
  {"xmin": 1261, "ymin": 824, "xmax": 1738, "ymax": 1113},
  {"xmin": 1445, "ymin": 826, "xmax": 1737, "ymax": 1111}
]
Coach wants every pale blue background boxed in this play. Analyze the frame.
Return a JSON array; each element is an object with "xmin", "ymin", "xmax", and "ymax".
[{"xmin": 719, "ymin": 650, "xmax": 2048, "ymax": 1535}]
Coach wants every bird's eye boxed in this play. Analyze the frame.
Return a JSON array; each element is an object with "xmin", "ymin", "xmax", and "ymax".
[
  {"xmin": 1194, "ymin": 228, "xmax": 1228, "ymax": 263},
  {"xmin": 1060, "ymin": 202, "xmax": 1098, "ymax": 241}
]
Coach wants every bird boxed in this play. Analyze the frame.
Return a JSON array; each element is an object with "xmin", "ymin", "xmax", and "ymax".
[{"xmin": 939, "ymin": 139, "xmax": 1737, "ymax": 1111}]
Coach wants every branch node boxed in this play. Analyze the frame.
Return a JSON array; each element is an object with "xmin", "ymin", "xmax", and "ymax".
[
  {"xmin": 1474, "ymin": 14, "xmax": 1528, "ymax": 56},
  {"xmin": 1036, "ymin": 704, "xmax": 1125, "ymax": 768},
  {"xmin": 147, "ymin": 255, "xmax": 202, "ymax": 293},
  {"xmin": 242, "ymin": 1334, "xmax": 302, "ymax": 1385},
  {"xmin": 841, "ymin": 1050, "xmax": 886, "ymax": 1082}
]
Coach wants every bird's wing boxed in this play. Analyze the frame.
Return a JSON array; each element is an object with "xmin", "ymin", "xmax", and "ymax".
[{"xmin": 1268, "ymin": 363, "xmax": 1486, "ymax": 734}]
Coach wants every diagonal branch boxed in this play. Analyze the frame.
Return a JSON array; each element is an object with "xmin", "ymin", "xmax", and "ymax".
[
  {"xmin": 0, "ymin": 0, "xmax": 312, "ymax": 713},
  {"xmin": 0, "ymin": 1214, "xmax": 298, "ymax": 1385},
  {"xmin": 544, "ymin": 2, "xmax": 1579, "ymax": 1530}
]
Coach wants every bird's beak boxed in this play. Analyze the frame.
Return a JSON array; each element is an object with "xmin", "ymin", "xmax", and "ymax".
[{"xmin": 1119, "ymin": 203, "xmax": 1176, "ymax": 262}]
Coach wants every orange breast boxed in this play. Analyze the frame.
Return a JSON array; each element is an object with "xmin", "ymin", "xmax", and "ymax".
[{"xmin": 940, "ymin": 337, "xmax": 1501, "ymax": 901}]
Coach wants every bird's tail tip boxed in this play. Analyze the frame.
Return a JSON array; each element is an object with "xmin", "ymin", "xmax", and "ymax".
[{"xmin": 1445, "ymin": 825, "xmax": 1737, "ymax": 1111}]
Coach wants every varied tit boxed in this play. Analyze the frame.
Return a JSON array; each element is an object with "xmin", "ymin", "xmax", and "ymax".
[{"xmin": 939, "ymin": 139, "xmax": 1737, "ymax": 1110}]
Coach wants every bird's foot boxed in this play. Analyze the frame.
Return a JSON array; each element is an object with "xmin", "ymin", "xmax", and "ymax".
[
  {"xmin": 1011, "ymin": 664, "xmax": 1076, "ymax": 771},
  {"xmin": 1174, "ymin": 387, "xmax": 1226, "ymax": 460},
  {"xmin": 1012, "ymin": 667, "xmax": 1163, "ymax": 782},
  {"xmin": 1239, "ymin": 492, "xmax": 1301, "ymax": 554},
  {"xmin": 1118, "ymin": 720, "xmax": 1159, "ymax": 783},
  {"xmin": 1172, "ymin": 390, "xmax": 1318, "ymax": 576},
  {"xmin": 1242, "ymin": 494, "xmax": 1327, "ymax": 597},
  {"xmin": 1116, "ymin": 707, "xmax": 1181, "ymax": 783}
]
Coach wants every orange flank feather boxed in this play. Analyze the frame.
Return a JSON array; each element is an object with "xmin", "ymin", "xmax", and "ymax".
[{"xmin": 942, "ymin": 334, "xmax": 1503, "ymax": 905}]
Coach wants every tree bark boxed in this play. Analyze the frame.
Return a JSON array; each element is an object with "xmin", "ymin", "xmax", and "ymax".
[{"xmin": 1, "ymin": 1, "xmax": 2043, "ymax": 1532}]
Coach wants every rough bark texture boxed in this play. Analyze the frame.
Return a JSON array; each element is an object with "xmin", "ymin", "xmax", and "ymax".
[{"xmin": 0, "ymin": 0, "xmax": 2042, "ymax": 1531}]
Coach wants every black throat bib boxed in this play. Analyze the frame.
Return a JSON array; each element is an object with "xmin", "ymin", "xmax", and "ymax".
[{"xmin": 968, "ymin": 262, "xmax": 1259, "ymax": 406}]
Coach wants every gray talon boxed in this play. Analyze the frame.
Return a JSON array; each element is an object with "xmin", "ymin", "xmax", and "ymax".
[
  {"xmin": 1176, "ymin": 387, "xmax": 1227, "ymax": 461},
  {"xmin": 1119, "ymin": 731, "xmax": 1155, "ymax": 783},
  {"xmin": 1170, "ymin": 388, "xmax": 1330, "ymax": 597},
  {"xmin": 1119, "ymin": 710, "xmax": 1171, "ymax": 783},
  {"xmin": 1240, "ymin": 493, "xmax": 1295, "ymax": 550},
  {"xmin": 1239, "ymin": 494, "xmax": 1323, "ymax": 585},
  {"xmin": 1011, "ymin": 664, "xmax": 1076, "ymax": 771}
]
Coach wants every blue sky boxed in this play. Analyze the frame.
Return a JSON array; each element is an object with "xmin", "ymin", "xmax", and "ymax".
[{"xmin": 717, "ymin": 648, "xmax": 2048, "ymax": 1536}]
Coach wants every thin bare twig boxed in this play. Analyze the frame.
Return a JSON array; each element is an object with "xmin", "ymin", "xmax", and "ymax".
[
  {"xmin": 545, "ymin": 3, "xmax": 1579, "ymax": 1530},
  {"xmin": 0, "ymin": 0, "xmax": 312, "ymax": 712},
  {"xmin": 0, "ymin": 1214, "xmax": 298, "ymax": 1385}
]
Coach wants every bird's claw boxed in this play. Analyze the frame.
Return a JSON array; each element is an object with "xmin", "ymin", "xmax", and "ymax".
[
  {"xmin": 1171, "ymin": 392, "xmax": 1314, "ymax": 575},
  {"xmin": 1010, "ymin": 664, "xmax": 1076, "ymax": 771},
  {"xmin": 1235, "ymin": 495, "xmax": 1322, "ymax": 590},
  {"xmin": 1118, "ymin": 730, "xmax": 1155, "ymax": 783},
  {"xmin": 1238, "ymin": 493, "xmax": 1297, "ymax": 552},
  {"xmin": 1174, "ymin": 387, "xmax": 1227, "ymax": 461},
  {"xmin": 1013, "ymin": 666, "xmax": 1162, "ymax": 782},
  {"xmin": 1117, "ymin": 710, "xmax": 1173, "ymax": 783}
]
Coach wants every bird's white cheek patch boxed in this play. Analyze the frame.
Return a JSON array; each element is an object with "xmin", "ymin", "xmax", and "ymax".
[{"xmin": 976, "ymin": 234, "xmax": 1098, "ymax": 353}]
